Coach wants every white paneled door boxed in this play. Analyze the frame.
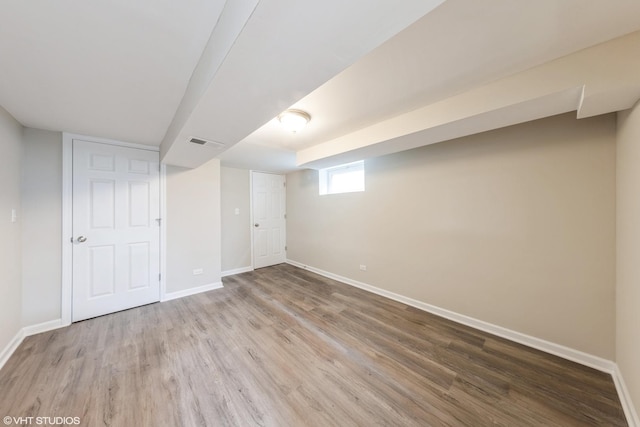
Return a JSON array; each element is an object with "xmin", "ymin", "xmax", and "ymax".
[
  {"xmin": 72, "ymin": 140, "xmax": 160, "ymax": 321},
  {"xmin": 252, "ymin": 172, "xmax": 286, "ymax": 269}
]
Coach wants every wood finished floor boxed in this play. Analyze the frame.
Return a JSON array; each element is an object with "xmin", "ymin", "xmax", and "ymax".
[{"xmin": 0, "ymin": 264, "xmax": 627, "ymax": 426}]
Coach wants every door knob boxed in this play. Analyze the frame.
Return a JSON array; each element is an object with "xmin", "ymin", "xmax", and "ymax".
[
  {"xmin": 254, "ymin": 223, "xmax": 259, "ymax": 228},
  {"xmin": 76, "ymin": 236, "xmax": 87, "ymax": 243}
]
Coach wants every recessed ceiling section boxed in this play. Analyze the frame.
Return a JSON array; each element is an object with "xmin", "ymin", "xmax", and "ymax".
[
  {"xmin": 161, "ymin": 0, "xmax": 447, "ymax": 168},
  {"xmin": 230, "ymin": 0, "xmax": 640, "ymax": 172},
  {"xmin": 218, "ymin": 142, "xmax": 297, "ymax": 173},
  {"xmin": 298, "ymin": 87, "xmax": 586, "ymax": 169},
  {"xmin": 297, "ymin": 30, "xmax": 640, "ymax": 169},
  {"xmin": 240, "ymin": 0, "xmax": 640, "ymax": 156}
]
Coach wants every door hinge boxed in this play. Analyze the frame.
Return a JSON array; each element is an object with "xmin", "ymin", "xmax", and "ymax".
[
  {"xmin": 155, "ymin": 218, "xmax": 162, "ymax": 226},
  {"xmin": 285, "ymin": 245, "xmax": 287, "ymax": 251},
  {"xmin": 159, "ymin": 273, "xmax": 161, "ymax": 281},
  {"xmin": 283, "ymin": 182, "xmax": 286, "ymax": 187},
  {"xmin": 284, "ymin": 213, "xmax": 287, "ymax": 219}
]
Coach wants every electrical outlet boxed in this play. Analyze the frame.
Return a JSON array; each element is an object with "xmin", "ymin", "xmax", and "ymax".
[
  {"xmin": 193, "ymin": 268, "xmax": 203, "ymax": 275},
  {"xmin": 359, "ymin": 264, "xmax": 367, "ymax": 271},
  {"xmin": 234, "ymin": 208, "xmax": 240, "ymax": 215}
]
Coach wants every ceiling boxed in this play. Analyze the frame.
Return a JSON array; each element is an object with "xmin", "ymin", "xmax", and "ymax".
[
  {"xmin": 2, "ymin": 1, "xmax": 640, "ymax": 172},
  {"xmin": 0, "ymin": 0, "xmax": 226, "ymax": 145}
]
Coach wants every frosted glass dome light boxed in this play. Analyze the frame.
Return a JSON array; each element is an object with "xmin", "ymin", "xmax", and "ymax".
[{"xmin": 278, "ymin": 109, "xmax": 311, "ymax": 133}]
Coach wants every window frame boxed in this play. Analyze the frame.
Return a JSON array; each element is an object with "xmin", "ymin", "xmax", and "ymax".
[{"xmin": 319, "ymin": 160, "xmax": 365, "ymax": 195}]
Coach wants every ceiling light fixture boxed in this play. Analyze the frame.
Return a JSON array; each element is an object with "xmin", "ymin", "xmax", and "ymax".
[{"xmin": 278, "ymin": 109, "xmax": 311, "ymax": 133}]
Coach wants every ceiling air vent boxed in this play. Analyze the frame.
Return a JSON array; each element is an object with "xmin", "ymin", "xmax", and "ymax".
[{"xmin": 189, "ymin": 137, "xmax": 225, "ymax": 149}]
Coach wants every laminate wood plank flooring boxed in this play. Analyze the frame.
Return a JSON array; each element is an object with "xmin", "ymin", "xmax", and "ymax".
[{"xmin": 0, "ymin": 264, "xmax": 627, "ymax": 426}]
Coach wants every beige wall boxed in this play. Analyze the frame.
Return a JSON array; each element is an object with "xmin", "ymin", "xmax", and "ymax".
[
  {"xmin": 616, "ymin": 103, "xmax": 640, "ymax": 416},
  {"xmin": 0, "ymin": 106, "xmax": 23, "ymax": 355},
  {"xmin": 166, "ymin": 159, "xmax": 222, "ymax": 292},
  {"xmin": 221, "ymin": 167, "xmax": 251, "ymax": 272},
  {"xmin": 287, "ymin": 112, "xmax": 616, "ymax": 359},
  {"xmin": 21, "ymin": 128, "xmax": 63, "ymax": 326}
]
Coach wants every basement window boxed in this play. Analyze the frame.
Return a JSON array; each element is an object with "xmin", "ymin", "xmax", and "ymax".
[{"xmin": 319, "ymin": 160, "xmax": 365, "ymax": 195}]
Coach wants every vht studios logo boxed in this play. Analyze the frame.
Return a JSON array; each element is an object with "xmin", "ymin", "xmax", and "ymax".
[{"xmin": 3, "ymin": 416, "xmax": 81, "ymax": 425}]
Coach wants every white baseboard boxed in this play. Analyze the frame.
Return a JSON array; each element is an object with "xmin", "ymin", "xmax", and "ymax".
[
  {"xmin": 162, "ymin": 282, "xmax": 224, "ymax": 302},
  {"xmin": 286, "ymin": 259, "xmax": 615, "ymax": 373},
  {"xmin": 23, "ymin": 319, "xmax": 66, "ymax": 337},
  {"xmin": 0, "ymin": 329, "xmax": 25, "ymax": 372},
  {"xmin": 221, "ymin": 266, "xmax": 253, "ymax": 277},
  {"xmin": 613, "ymin": 365, "xmax": 640, "ymax": 427},
  {"xmin": 286, "ymin": 259, "xmax": 640, "ymax": 424},
  {"xmin": 0, "ymin": 318, "xmax": 70, "ymax": 372}
]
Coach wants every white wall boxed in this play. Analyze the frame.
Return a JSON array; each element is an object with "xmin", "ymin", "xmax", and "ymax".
[
  {"xmin": 166, "ymin": 159, "xmax": 222, "ymax": 292},
  {"xmin": 15, "ymin": 132, "xmax": 223, "ymax": 326},
  {"xmin": 616, "ymin": 102, "xmax": 640, "ymax": 419},
  {"xmin": 0, "ymin": 106, "xmax": 23, "ymax": 354},
  {"xmin": 220, "ymin": 167, "xmax": 251, "ymax": 273},
  {"xmin": 287, "ymin": 112, "xmax": 616, "ymax": 359},
  {"xmin": 21, "ymin": 128, "xmax": 62, "ymax": 326}
]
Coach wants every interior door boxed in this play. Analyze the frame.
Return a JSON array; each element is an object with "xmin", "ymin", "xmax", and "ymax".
[
  {"xmin": 72, "ymin": 140, "xmax": 160, "ymax": 321},
  {"xmin": 252, "ymin": 172, "xmax": 286, "ymax": 269}
]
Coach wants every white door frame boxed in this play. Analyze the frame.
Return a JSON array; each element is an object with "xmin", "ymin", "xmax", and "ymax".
[
  {"xmin": 61, "ymin": 133, "xmax": 166, "ymax": 326},
  {"xmin": 249, "ymin": 170, "xmax": 286, "ymax": 269},
  {"xmin": 249, "ymin": 170, "xmax": 254, "ymax": 270}
]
